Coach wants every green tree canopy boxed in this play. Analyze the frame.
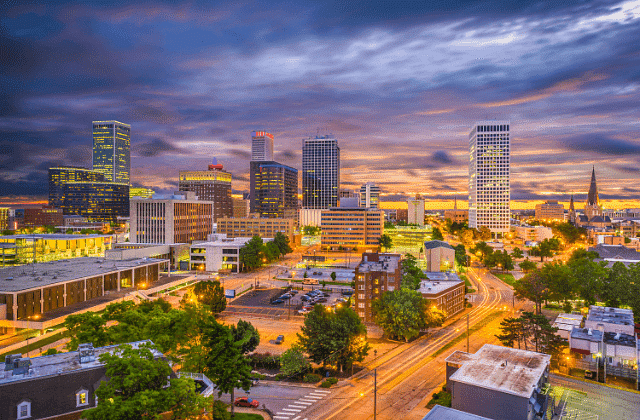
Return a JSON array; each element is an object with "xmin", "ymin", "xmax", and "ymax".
[
  {"xmin": 273, "ymin": 231, "xmax": 293, "ymax": 256},
  {"xmin": 231, "ymin": 319, "xmax": 260, "ymax": 354},
  {"xmin": 193, "ymin": 280, "xmax": 227, "ymax": 314},
  {"xmin": 511, "ymin": 247, "xmax": 524, "ymax": 260},
  {"xmin": 519, "ymin": 259, "xmax": 537, "ymax": 273},
  {"xmin": 378, "ymin": 233, "xmax": 393, "ymax": 251},
  {"xmin": 372, "ymin": 288, "xmax": 427, "ymax": 342},
  {"xmin": 280, "ymin": 346, "xmax": 311, "ymax": 378},
  {"xmin": 454, "ymin": 244, "xmax": 467, "ymax": 267},
  {"xmin": 239, "ymin": 235, "xmax": 264, "ymax": 271},
  {"xmin": 401, "ymin": 254, "xmax": 425, "ymax": 290},
  {"xmin": 431, "ymin": 227, "xmax": 444, "ymax": 241}
]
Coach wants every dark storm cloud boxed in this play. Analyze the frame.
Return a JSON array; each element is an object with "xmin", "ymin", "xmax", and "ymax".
[
  {"xmin": 136, "ymin": 139, "xmax": 186, "ymax": 157},
  {"xmin": 562, "ymin": 134, "xmax": 640, "ymax": 155},
  {"xmin": 432, "ymin": 151, "xmax": 454, "ymax": 165}
]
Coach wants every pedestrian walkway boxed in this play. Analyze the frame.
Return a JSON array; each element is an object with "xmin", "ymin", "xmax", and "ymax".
[{"xmin": 272, "ymin": 389, "xmax": 331, "ymax": 420}]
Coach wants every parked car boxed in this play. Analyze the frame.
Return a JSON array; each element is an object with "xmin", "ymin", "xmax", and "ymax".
[
  {"xmin": 280, "ymin": 294, "xmax": 292, "ymax": 300},
  {"xmin": 298, "ymin": 309, "xmax": 310, "ymax": 315},
  {"xmin": 271, "ymin": 299, "xmax": 285, "ymax": 305},
  {"xmin": 301, "ymin": 295, "xmax": 311, "ymax": 302},
  {"xmin": 275, "ymin": 335, "xmax": 285, "ymax": 345},
  {"xmin": 289, "ymin": 290, "xmax": 298, "ymax": 295},
  {"xmin": 234, "ymin": 397, "xmax": 259, "ymax": 408},
  {"xmin": 315, "ymin": 297, "xmax": 328, "ymax": 303}
]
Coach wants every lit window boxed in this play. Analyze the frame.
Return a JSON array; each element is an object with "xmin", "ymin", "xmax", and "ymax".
[
  {"xmin": 17, "ymin": 401, "xmax": 31, "ymax": 419},
  {"xmin": 76, "ymin": 389, "xmax": 89, "ymax": 407}
]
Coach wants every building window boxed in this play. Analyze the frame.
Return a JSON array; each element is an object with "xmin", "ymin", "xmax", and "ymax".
[
  {"xmin": 358, "ymin": 303, "xmax": 365, "ymax": 308},
  {"xmin": 17, "ymin": 401, "xmax": 31, "ymax": 419},
  {"xmin": 77, "ymin": 389, "xmax": 89, "ymax": 407},
  {"xmin": 358, "ymin": 294, "xmax": 364, "ymax": 299}
]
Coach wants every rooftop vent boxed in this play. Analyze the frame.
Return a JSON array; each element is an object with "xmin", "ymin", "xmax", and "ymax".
[
  {"xmin": 587, "ymin": 328, "xmax": 592, "ymax": 336},
  {"xmin": 78, "ymin": 343, "xmax": 96, "ymax": 364}
]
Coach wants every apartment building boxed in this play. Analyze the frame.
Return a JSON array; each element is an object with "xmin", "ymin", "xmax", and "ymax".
[{"xmin": 353, "ymin": 253, "xmax": 402, "ymax": 323}]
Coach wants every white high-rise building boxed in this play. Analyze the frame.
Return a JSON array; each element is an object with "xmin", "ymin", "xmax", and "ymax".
[
  {"xmin": 469, "ymin": 121, "xmax": 510, "ymax": 238},
  {"xmin": 359, "ymin": 182, "xmax": 380, "ymax": 209},
  {"xmin": 407, "ymin": 197, "xmax": 425, "ymax": 226},
  {"xmin": 251, "ymin": 131, "xmax": 274, "ymax": 161}
]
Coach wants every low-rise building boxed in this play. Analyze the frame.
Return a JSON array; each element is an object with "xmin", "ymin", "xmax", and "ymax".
[
  {"xmin": 0, "ymin": 257, "xmax": 168, "ymax": 329},
  {"xmin": 0, "ymin": 234, "xmax": 113, "ymax": 267},
  {"xmin": 386, "ymin": 225, "xmax": 432, "ymax": 256},
  {"xmin": 353, "ymin": 253, "xmax": 402, "ymax": 323},
  {"xmin": 23, "ymin": 206, "xmax": 64, "ymax": 228},
  {"xmin": 585, "ymin": 305, "xmax": 635, "ymax": 335},
  {"xmin": 190, "ymin": 234, "xmax": 271, "ymax": 273},
  {"xmin": 443, "ymin": 209, "xmax": 469, "ymax": 224},
  {"xmin": 423, "ymin": 240, "xmax": 455, "ymax": 272},
  {"xmin": 299, "ymin": 208, "xmax": 323, "ymax": 227},
  {"xmin": 552, "ymin": 313, "xmax": 583, "ymax": 339},
  {"xmin": 535, "ymin": 200, "xmax": 564, "ymax": 221},
  {"xmin": 419, "ymin": 272, "xmax": 465, "ymax": 318},
  {"xmin": 515, "ymin": 225, "xmax": 553, "ymax": 243},
  {"xmin": 445, "ymin": 344, "xmax": 551, "ymax": 420},
  {"xmin": 217, "ymin": 214, "xmax": 295, "ymax": 242},
  {"xmin": 233, "ymin": 197, "xmax": 250, "ymax": 218},
  {"xmin": 106, "ymin": 243, "xmax": 189, "ymax": 269},
  {"xmin": 422, "ymin": 405, "xmax": 492, "ymax": 420},
  {"xmin": 589, "ymin": 244, "xmax": 640, "ymax": 267},
  {"xmin": 320, "ymin": 207, "xmax": 384, "ymax": 251},
  {"xmin": 130, "ymin": 191, "xmax": 214, "ymax": 244}
]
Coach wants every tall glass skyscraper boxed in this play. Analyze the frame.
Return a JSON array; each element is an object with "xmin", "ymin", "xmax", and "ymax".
[
  {"xmin": 302, "ymin": 135, "xmax": 340, "ymax": 209},
  {"xmin": 469, "ymin": 121, "xmax": 510, "ymax": 238},
  {"xmin": 251, "ymin": 131, "xmax": 274, "ymax": 161},
  {"xmin": 250, "ymin": 161, "xmax": 298, "ymax": 219},
  {"xmin": 92, "ymin": 121, "xmax": 131, "ymax": 184},
  {"xmin": 48, "ymin": 166, "xmax": 106, "ymax": 209}
]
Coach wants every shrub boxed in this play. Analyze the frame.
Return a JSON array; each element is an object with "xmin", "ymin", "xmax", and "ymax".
[
  {"xmin": 303, "ymin": 373, "xmax": 322, "ymax": 383},
  {"xmin": 249, "ymin": 352, "xmax": 281, "ymax": 369},
  {"xmin": 320, "ymin": 377, "xmax": 338, "ymax": 388},
  {"xmin": 563, "ymin": 301, "xmax": 573, "ymax": 313}
]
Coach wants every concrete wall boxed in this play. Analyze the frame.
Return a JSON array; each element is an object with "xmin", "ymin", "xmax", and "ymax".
[{"xmin": 452, "ymin": 380, "xmax": 530, "ymax": 420}]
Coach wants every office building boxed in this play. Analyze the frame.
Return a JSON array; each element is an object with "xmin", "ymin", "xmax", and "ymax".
[
  {"xmin": 302, "ymin": 135, "xmax": 340, "ymax": 209},
  {"xmin": 23, "ymin": 206, "xmax": 64, "ymax": 228},
  {"xmin": 515, "ymin": 225, "xmax": 553, "ymax": 243},
  {"xmin": 469, "ymin": 121, "xmax": 511, "ymax": 238},
  {"xmin": 249, "ymin": 161, "xmax": 298, "ymax": 219},
  {"xmin": 408, "ymin": 197, "xmax": 425, "ymax": 226},
  {"xmin": 0, "ymin": 234, "xmax": 113, "ymax": 267},
  {"xmin": 130, "ymin": 187, "xmax": 155, "ymax": 199},
  {"xmin": 62, "ymin": 182, "xmax": 130, "ymax": 222},
  {"xmin": 535, "ymin": 200, "xmax": 564, "ymax": 221},
  {"xmin": 179, "ymin": 160, "xmax": 232, "ymax": 222},
  {"xmin": 423, "ymin": 240, "xmax": 455, "ymax": 271},
  {"xmin": 251, "ymin": 131, "xmax": 274, "ymax": 161},
  {"xmin": 0, "ymin": 257, "xmax": 167, "ymax": 325},
  {"xmin": 321, "ymin": 207, "xmax": 384, "ymax": 251},
  {"xmin": 445, "ymin": 344, "xmax": 550, "ymax": 420},
  {"xmin": 190, "ymin": 234, "xmax": 272, "ymax": 273},
  {"xmin": 216, "ymin": 215, "xmax": 296, "ymax": 242},
  {"xmin": 386, "ymin": 225, "xmax": 433, "ymax": 256},
  {"xmin": 299, "ymin": 208, "xmax": 323, "ymax": 227},
  {"xmin": 233, "ymin": 197, "xmax": 250, "ymax": 218},
  {"xmin": 0, "ymin": 208, "xmax": 8, "ymax": 231},
  {"xmin": 354, "ymin": 253, "xmax": 402, "ymax": 323},
  {"xmin": 419, "ymin": 272, "xmax": 465, "ymax": 318},
  {"xmin": 359, "ymin": 183, "xmax": 380, "ymax": 209},
  {"xmin": 92, "ymin": 120, "xmax": 131, "ymax": 184},
  {"xmin": 130, "ymin": 192, "xmax": 214, "ymax": 244},
  {"xmin": 48, "ymin": 166, "xmax": 106, "ymax": 209}
]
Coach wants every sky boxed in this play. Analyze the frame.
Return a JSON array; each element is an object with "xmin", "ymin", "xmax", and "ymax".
[{"xmin": 1, "ymin": 0, "xmax": 639, "ymax": 208}]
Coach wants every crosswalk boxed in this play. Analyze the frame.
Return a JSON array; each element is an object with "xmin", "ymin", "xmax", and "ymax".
[{"xmin": 272, "ymin": 389, "xmax": 331, "ymax": 420}]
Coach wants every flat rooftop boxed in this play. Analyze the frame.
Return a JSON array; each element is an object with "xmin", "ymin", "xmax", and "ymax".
[
  {"xmin": 0, "ymin": 234, "xmax": 111, "ymax": 240},
  {"xmin": 357, "ymin": 254, "xmax": 401, "ymax": 274},
  {"xmin": 570, "ymin": 327, "xmax": 603, "ymax": 342},
  {"xmin": 587, "ymin": 305, "xmax": 634, "ymax": 327},
  {"xmin": 444, "ymin": 350, "xmax": 474, "ymax": 367},
  {"xmin": 603, "ymin": 331, "xmax": 637, "ymax": 347},
  {"xmin": 192, "ymin": 237, "xmax": 272, "ymax": 247},
  {"xmin": 422, "ymin": 405, "xmax": 492, "ymax": 420},
  {"xmin": 448, "ymin": 344, "xmax": 550, "ymax": 399},
  {"xmin": 419, "ymin": 272, "xmax": 462, "ymax": 295},
  {"xmin": 0, "ymin": 340, "xmax": 161, "ymax": 384},
  {"xmin": 0, "ymin": 257, "xmax": 168, "ymax": 292}
]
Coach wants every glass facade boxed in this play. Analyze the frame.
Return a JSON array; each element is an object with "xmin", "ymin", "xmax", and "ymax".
[
  {"xmin": 469, "ymin": 122, "xmax": 510, "ymax": 236},
  {"xmin": 63, "ymin": 182, "xmax": 130, "ymax": 222},
  {"xmin": 179, "ymin": 167, "xmax": 232, "ymax": 221},
  {"xmin": 92, "ymin": 121, "xmax": 131, "ymax": 184},
  {"xmin": 302, "ymin": 135, "xmax": 340, "ymax": 209},
  {"xmin": 48, "ymin": 167, "xmax": 106, "ymax": 209},
  {"xmin": 249, "ymin": 161, "xmax": 298, "ymax": 219}
]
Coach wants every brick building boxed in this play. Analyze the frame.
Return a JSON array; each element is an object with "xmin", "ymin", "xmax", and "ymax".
[
  {"xmin": 353, "ymin": 253, "xmax": 402, "ymax": 323},
  {"xmin": 419, "ymin": 272, "xmax": 465, "ymax": 318}
]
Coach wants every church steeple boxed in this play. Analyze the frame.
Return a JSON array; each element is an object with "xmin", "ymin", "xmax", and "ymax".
[
  {"xmin": 569, "ymin": 194, "xmax": 575, "ymax": 211},
  {"xmin": 587, "ymin": 166, "xmax": 599, "ymax": 206},
  {"xmin": 569, "ymin": 194, "xmax": 576, "ymax": 224},
  {"xmin": 454, "ymin": 196, "xmax": 458, "ymax": 210}
]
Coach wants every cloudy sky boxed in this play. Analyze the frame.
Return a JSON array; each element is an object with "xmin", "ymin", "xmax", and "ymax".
[{"xmin": 1, "ymin": 0, "xmax": 639, "ymax": 207}]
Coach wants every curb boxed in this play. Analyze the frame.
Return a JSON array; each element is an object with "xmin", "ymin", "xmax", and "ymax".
[
  {"xmin": 550, "ymin": 372, "xmax": 640, "ymax": 394},
  {"xmin": 258, "ymin": 380, "xmax": 318, "ymax": 389}
]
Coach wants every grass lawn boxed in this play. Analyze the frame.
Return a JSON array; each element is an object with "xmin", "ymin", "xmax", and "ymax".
[
  {"xmin": 426, "ymin": 389, "xmax": 452, "ymax": 408},
  {"xmin": 230, "ymin": 414, "xmax": 264, "ymax": 420},
  {"xmin": 494, "ymin": 273, "xmax": 516, "ymax": 286}
]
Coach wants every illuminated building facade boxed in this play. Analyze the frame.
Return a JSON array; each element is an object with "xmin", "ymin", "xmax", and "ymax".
[
  {"xmin": 535, "ymin": 200, "xmax": 564, "ymax": 221},
  {"xmin": 359, "ymin": 182, "xmax": 380, "ymax": 209},
  {"xmin": 179, "ymin": 161, "xmax": 232, "ymax": 222},
  {"xmin": 320, "ymin": 207, "xmax": 384, "ymax": 251},
  {"xmin": 249, "ymin": 161, "xmax": 298, "ymax": 219},
  {"xmin": 469, "ymin": 121, "xmax": 511, "ymax": 238},
  {"xmin": 92, "ymin": 121, "xmax": 131, "ymax": 184},
  {"xmin": 0, "ymin": 208, "xmax": 9, "ymax": 231},
  {"xmin": 251, "ymin": 131, "xmax": 274, "ymax": 161},
  {"xmin": 354, "ymin": 253, "xmax": 402, "ymax": 323},
  {"xmin": 302, "ymin": 135, "xmax": 340, "ymax": 209},
  {"xmin": 48, "ymin": 167, "xmax": 106, "ymax": 209},
  {"xmin": 62, "ymin": 182, "xmax": 130, "ymax": 222},
  {"xmin": 0, "ymin": 234, "xmax": 112, "ymax": 267},
  {"xmin": 217, "ymin": 215, "xmax": 295, "ymax": 242},
  {"xmin": 129, "ymin": 187, "xmax": 155, "ymax": 199},
  {"xmin": 130, "ymin": 192, "xmax": 214, "ymax": 244}
]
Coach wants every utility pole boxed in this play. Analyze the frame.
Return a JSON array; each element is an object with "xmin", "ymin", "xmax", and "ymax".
[
  {"xmin": 467, "ymin": 314, "xmax": 470, "ymax": 353},
  {"xmin": 374, "ymin": 368, "xmax": 377, "ymax": 420}
]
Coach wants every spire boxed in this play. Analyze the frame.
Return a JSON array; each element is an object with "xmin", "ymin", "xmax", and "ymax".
[
  {"xmin": 569, "ymin": 194, "xmax": 575, "ymax": 211},
  {"xmin": 587, "ymin": 166, "xmax": 599, "ymax": 206},
  {"xmin": 454, "ymin": 196, "xmax": 458, "ymax": 210}
]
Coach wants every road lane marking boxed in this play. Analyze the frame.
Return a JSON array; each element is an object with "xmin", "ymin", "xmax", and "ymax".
[
  {"xmin": 304, "ymin": 396, "xmax": 322, "ymax": 399},
  {"xmin": 289, "ymin": 405, "xmax": 307, "ymax": 409},
  {"xmin": 299, "ymin": 399, "xmax": 318, "ymax": 403},
  {"xmin": 292, "ymin": 417, "xmax": 300, "ymax": 420},
  {"xmin": 295, "ymin": 401, "xmax": 313, "ymax": 405},
  {"xmin": 274, "ymin": 416, "xmax": 291, "ymax": 419},
  {"xmin": 282, "ymin": 408, "xmax": 301, "ymax": 412},
  {"xmin": 313, "ymin": 390, "xmax": 331, "ymax": 394}
]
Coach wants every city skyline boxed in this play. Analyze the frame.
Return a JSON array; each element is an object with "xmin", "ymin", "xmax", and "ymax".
[{"xmin": 1, "ymin": 1, "xmax": 640, "ymax": 206}]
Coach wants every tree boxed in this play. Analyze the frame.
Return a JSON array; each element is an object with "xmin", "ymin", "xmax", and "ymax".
[
  {"xmin": 511, "ymin": 247, "xmax": 524, "ymax": 260},
  {"xmin": 372, "ymin": 288, "xmax": 426, "ymax": 342},
  {"xmin": 239, "ymin": 235, "xmax": 264, "ymax": 271},
  {"xmin": 378, "ymin": 234, "xmax": 393, "ymax": 251},
  {"xmin": 431, "ymin": 227, "xmax": 444, "ymax": 241},
  {"xmin": 273, "ymin": 231, "xmax": 293, "ymax": 257},
  {"xmin": 64, "ymin": 312, "xmax": 110, "ymax": 350},
  {"xmin": 330, "ymin": 272, "xmax": 337, "ymax": 282},
  {"xmin": 302, "ymin": 225, "xmax": 321, "ymax": 236},
  {"xmin": 297, "ymin": 305, "xmax": 369, "ymax": 372},
  {"xmin": 600, "ymin": 262, "xmax": 631, "ymax": 308},
  {"xmin": 280, "ymin": 346, "xmax": 311, "ymax": 377},
  {"xmin": 231, "ymin": 319, "xmax": 260, "ymax": 354},
  {"xmin": 470, "ymin": 241, "xmax": 492, "ymax": 260},
  {"xmin": 496, "ymin": 317, "xmax": 525, "ymax": 349},
  {"xmin": 454, "ymin": 244, "xmax": 467, "ymax": 267},
  {"xmin": 83, "ymin": 343, "xmax": 206, "ymax": 420},
  {"xmin": 424, "ymin": 305, "xmax": 447, "ymax": 329},
  {"xmin": 478, "ymin": 226, "xmax": 492, "ymax": 241},
  {"xmin": 401, "ymin": 254, "xmax": 425, "ymax": 290},
  {"xmin": 194, "ymin": 280, "xmax": 227, "ymax": 314},
  {"xmin": 201, "ymin": 318, "xmax": 253, "ymax": 418},
  {"xmin": 264, "ymin": 241, "xmax": 281, "ymax": 262},
  {"xmin": 553, "ymin": 223, "xmax": 584, "ymax": 245},
  {"xmin": 539, "ymin": 262, "xmax": 575, "ymax": 304},
  {"xmin": 513, "ymin": 272, "xmax": 548, "ymax": 314},
  {"xmin": 519, "ymin": 259, "xmax": 537, "ymax": 273}
]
